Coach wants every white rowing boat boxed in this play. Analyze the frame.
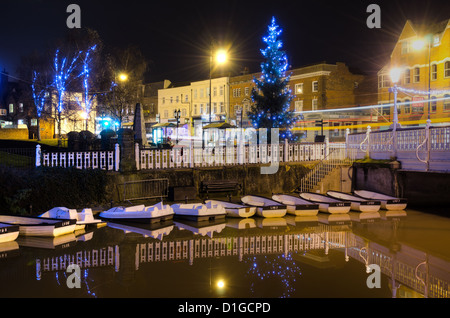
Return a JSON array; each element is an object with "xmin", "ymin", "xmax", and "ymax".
[
  {"xmin": 99, "ymin": 202, "xmax": 174, "ymax": 223},
  {"xmin": 0, "ymin": 215, "xmax": 77, "ymax": 237},
  {"xmin": 353, "ymin": 190, "xmax": 407, "ymax": 210},
  {"xmin": 240, "ymin": 195, "xmax": 287, "ymax": 218},
  {"xmin": 0, "ymin": 223, "xmax": 20, "ymax": 243},
  {"xmin": 326, "ymin": 190, "xmax": 381, "ymax": 212},
  {"xmin": 172, "ymin": 201, "xmax": 226, "ymax": 222},
  {"xmin": 40, "ymin": 207, "xmax": 106, "ymax": 231},
  {"xmin": 299, "ymin": 192, "xmax": 351, "ymax": 214},
  {"xmin": 272, "ymin": 194, "xmax": 319, "ymax": 216},
  {"xmin": 205, "ymin": 200, "xmax": 256, "ymax": 218}
]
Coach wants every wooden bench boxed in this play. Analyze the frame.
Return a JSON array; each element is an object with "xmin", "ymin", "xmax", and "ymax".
[{"xmin": 200, "ymin": 180, "xmax": 241, "ymax": 198}]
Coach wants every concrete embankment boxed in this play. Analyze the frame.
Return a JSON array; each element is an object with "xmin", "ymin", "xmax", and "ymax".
[
  {"xmin": 352, "ymin": 161, "xmax": 450, "ymax": 208},
  {"xmin": 106, "ymin": 162, "xmax": 314, "ymax": 203}
]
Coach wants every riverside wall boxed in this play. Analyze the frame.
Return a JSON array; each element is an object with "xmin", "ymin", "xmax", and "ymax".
[
  {"xmin": 105, "ymin": 162, "xmax": 314, "ymax": 203},
  {"xmin": 352, "ymin": 162, "xmax": 450, "ymax": 208}
]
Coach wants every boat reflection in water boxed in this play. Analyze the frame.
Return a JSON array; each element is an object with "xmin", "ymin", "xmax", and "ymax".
[{"xmin": 2, "ymin": 208, "xmax": 450, "ymax": 298}]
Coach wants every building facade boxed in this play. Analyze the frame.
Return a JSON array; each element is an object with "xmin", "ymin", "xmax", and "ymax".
[{"xmin": 377, "ymin": 19, "xmax": 450, "ymax": 127}]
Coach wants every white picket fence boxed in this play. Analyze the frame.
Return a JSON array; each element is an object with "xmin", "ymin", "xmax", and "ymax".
[
  {"xmin": 137, "ymin": 142, "xmax": 327, "ymax": 170},
  {"xmin": 347, "ymin": 125, "xmax": 450, "ymax": 172},
  {"xmin": 36, "ymin": 144, "xmax": 120, "ymax": 171}
]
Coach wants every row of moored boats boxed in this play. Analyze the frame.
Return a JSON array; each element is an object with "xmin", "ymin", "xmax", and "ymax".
[{"xmin": 0, "ymin": 190, "xmax": 407, "ymax": 244}]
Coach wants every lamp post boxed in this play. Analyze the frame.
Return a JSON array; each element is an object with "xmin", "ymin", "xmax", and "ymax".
[
  {"xmin": 113, "ymin": 72, "xmax": 128, "ymax": 131},
  {"xmin": 209, "ymin": 47, "xmax": 228, "ymax": 124},
  {"xmin": 389, "ymin": 68, "xmax": 402, "ymax": 158},
  {"xmin": 174, "ymin": 108, "xmax": 181, "ymax": 144}
]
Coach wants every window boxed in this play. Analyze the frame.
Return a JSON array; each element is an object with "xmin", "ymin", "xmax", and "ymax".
[
  {"xmin": 401, "ymin": 41, "xmax": 409, "ymax": 54},
  {"xmin": 245, "ymin": 87, "xmax": 249, "ymax": 96},
  {"xmin": 430, "ymin": 96, "xmax": 437, "ymax": 113},
  {"xmin": 164, "ymin": 110, "xmax": 168, "ymax": 118},
  {"xmin": 200, "ymin": 104, "xmax": 204, "ymax": 114},
  {"xmin": 312, "ymin": 81, "xmax": 318, "ymax": 92},
  {"xmin": 404, "ymin": 69, "xmax": 411, "ymax": 84},
  {"xmin": 213, "ymin": 87, "xmax": 217, "ymax": 97},
  {"xmin": 0, "ymin": 109, "xmax": 6, "ymax": 116},
  {"xmin": 162, "ymin": 97, "xmax": 165, "ymax": 104},
  {"xmin": 444, "ymin": 94, "xmax": 450, "ymax": 112},
  {"xmin": 194, "ymin": 90, "xmax": 198, "ymax": 99},
  {"xmin": 413, "ymin": 67, "xmax": 420, "ymax": 82},
  {"xmin": 431, "ymin": 64, "xmax": 437, "ymax": 81},
  {"xmin": 378, "ymin": 75, "xmax": 390, "ymax": 88},
  {"xmin": 220, "ymin": 102, "xmax": 224, "ymax": 113},
  {"xmin": 200, "ymin": 89, "xmax": 204, "ymax": 98},
  {"xmin": 213, "ymin": 103, "xmax": 217, "ymax": 114},
  {"xmin": 404, "ymin": 99, "xmax": 411, "ymax": 114},
  {"xmin": 445, "ymin": 61, "xmax": 450, "ymax": 78},
  {"xmin": 9, "ymin": 104, "xmax": 14, "ymax": 113},
  {"xmin": 182, "ymin": 109, "xmax": 187, "ymax": 117},
  {"xmin": 194, "ymin": 104, "xmax": 197, "ymax": 115},
  {"xmin": 19, "ymin": 103, "xmax": 23, "ymax": 112},
  {"xmin": 295, "ymin": 100, "xmax": 303, "ymax": 112},
  {"xmin": 31, "ymin": 119, "xmax": 38, "ymax": 126},
  {"xmin": 433, "ymin": 35, "xmax": 440, "ymax": 47},
  {"xmin": 219, "ymin": 86, "xmax": 224, "ymax": 96},
  {"xmin": 185, "ymin": 94, "xmax": 189, "ymax": 102},
  {"xmin": 295, "ymin": 83, "xmax": 303, "ymax": 94},
  {"xmin": 312, "ymin": 99, "xmax": 318, "ymax": 111}
]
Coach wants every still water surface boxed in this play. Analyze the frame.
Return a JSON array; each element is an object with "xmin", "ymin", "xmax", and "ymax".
[{"xmin": 1, "ymin": 209, "xmax": 449, "ymax": 298}]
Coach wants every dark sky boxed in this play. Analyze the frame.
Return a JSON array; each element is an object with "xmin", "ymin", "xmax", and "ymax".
[{"xmin": 1, "ymin": 0, "xmax": 449, "ymax": 83}]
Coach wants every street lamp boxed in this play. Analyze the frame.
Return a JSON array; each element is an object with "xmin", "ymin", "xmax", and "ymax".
[
  {"xmin": 389, "ymin": 68, "xmax": 402, "ymax": 129},
  {"xmin": 174, "ymin": 109, "xmax": 181, "ymax": 144},
  {"xmin": 209, "ymin": 47, "xmax": 228, "ymax": 124},
  {"xmin": 412, "ymin": 35, "xmax": 432, "ymax": 121},
  {"xmin": 389, "ymin": 67, "xmax": 402, "ymax": 159}
]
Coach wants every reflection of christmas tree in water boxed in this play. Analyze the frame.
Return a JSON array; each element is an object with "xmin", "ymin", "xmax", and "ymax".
[{"xmin": 245, "ymin": 253, "xmax": 302, "ymax": 298}]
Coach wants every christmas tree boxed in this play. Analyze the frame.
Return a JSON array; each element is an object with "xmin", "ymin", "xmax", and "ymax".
[{"xmin": 248, "ymin": 17, "xmax": 299, "ymax": 141}]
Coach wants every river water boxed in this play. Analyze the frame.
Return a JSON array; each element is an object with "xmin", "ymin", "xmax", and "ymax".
[{"xmin": 0, "ymin": 208, "xmax": 449, "ymax": 299}]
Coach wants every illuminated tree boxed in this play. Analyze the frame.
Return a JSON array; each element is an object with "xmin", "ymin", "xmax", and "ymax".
[{"xmin": 248, "ymin": 17, "xmax": 299, "ymax": 141}]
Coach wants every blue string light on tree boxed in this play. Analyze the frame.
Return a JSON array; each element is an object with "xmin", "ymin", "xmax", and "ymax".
[{"xmin": 248, "ymin": 17, "xmax": 300, "ymax": 142}]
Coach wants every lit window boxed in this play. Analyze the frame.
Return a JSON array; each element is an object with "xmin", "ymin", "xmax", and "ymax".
[
  {"xmin": 404, "ymin": 99, "xmax": 411, "ymax": 114},
  {"xmin": 445, "ymin": 62, "xmax": 450, "ymax": 78},
  {"xmin": 295, "ymin": 100, "xmax": 303, "ymax": 112},
  {"xmin": 431, "ymin": 96, "xmax": 437, "ymax": 113},
  {"xmin": 378, "ymin": 75, "xmax": 390, "ymax": 88},
  {"xmin": 295, "ymin": 83, "xmax": 303, "ymax": 94},
  {"xmin": 413, "ymin": 67, "xmax": 420, "ymax": 82},
  {"xmin": 401, "ymin": 41, "xmax": 410, "ymax": 54},
  {"xmin": 404, "ymin": 69, "xmax": 411, "ymax": 84},
  {"xmin": 444, "ymin": 95, "xmax": 450, "ymax": 112},
  {"xmin": 9, "ymin": 104, "xmax": 14, "ymax": 113},
  {"xmin": 431, "ymin": 64, "xmax": 437, "ymax": 81}
]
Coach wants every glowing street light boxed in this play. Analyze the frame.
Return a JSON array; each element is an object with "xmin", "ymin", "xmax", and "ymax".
[
  {"xmin": 389, "ymin": 68, "xmax": 402, "ymax": 130},
  {"xmin": 209, "ymin": 47, "xmax": 229, "ymax": 124},
  {"xmin": 118, "ymin": 73, "xmax": 128, "ymax": 82}
]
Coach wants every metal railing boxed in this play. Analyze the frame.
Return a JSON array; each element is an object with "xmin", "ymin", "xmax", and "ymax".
[
  {"xmin": 347, "ymin": 125, "xmax": 450, "ymax": 172},
  {"xmin": 295, "ymin": 143, "xmax": 353, "ymax": 193},
  {"xmin": 137, "ymin": 142, "xmax": 326, "ymax": 170},
  {"xmin": 118, "ymin": 178, "xmax": 169, "ymax": 203}
]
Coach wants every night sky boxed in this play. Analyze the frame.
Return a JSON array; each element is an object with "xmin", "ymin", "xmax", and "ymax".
[{"xmin": 1, "ymin": 0, "xmax": 449, "ymax": 83}]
